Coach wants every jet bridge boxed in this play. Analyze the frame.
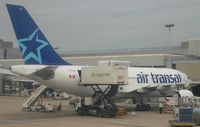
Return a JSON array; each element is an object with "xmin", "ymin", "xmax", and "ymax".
[
  {"xmin": 76, "ymin": 66, "xmax": 128, "ymax": 117},
  {"xmin": 22, "ymin": 85, "xmax": 47, "ymax": 111}
]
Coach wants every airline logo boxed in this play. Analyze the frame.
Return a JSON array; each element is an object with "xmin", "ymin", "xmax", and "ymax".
[
  {"xmin": 136, "ymin": 72, "xmax": 182, "ymax": 84},
  {"xmin": 17, "ymin": 28, "xmax": 49, "ymax": 64}
]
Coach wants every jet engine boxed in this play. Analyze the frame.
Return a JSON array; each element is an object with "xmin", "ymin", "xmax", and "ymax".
[{"xmin": 174, "ymin": 89, "xmax": 194, "ymax": 97}]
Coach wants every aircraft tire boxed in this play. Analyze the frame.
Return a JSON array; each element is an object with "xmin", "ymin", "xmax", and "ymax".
[{"xmin": 145, "ymin": 104, "xmax": 151, "ymax": 111}]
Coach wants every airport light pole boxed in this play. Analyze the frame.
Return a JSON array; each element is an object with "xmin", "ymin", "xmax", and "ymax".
[{"xmin": 165, "ymin": 24, "xmax": 175, "ymax": 68}]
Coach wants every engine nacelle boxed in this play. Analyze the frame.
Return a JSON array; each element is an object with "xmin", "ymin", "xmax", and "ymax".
[{"xmin": 174, "ymin": 89, "xmax": 194, "ymax": 97}]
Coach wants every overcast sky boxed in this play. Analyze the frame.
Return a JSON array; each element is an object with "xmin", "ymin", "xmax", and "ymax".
[{"xmin": 0, "ymin": 0, "xmax": 200, "ymax": 51}]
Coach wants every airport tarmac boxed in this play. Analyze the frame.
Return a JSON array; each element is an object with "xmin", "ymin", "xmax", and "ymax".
[{"xmin": 0, "ymin": 96, "xmax": 173, "ymax": 127}]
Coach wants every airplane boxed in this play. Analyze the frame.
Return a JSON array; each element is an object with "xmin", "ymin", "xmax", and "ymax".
[{"xmin": 5, "ymin": 4, "xmax": 194, "ymax": 113}]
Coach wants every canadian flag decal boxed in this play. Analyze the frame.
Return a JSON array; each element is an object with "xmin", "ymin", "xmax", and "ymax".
[{"xmin": 69, "ymin": 74, "xmax": 76, "ymax": 79}]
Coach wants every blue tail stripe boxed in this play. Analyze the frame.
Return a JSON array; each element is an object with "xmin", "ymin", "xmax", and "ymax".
[{"xmin": 6, "ymin": 4, "xmax": 71, "ymax": 65}]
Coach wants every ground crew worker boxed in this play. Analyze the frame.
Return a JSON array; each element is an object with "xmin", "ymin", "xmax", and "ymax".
[
  {"xmin": 58, "ymin": 102, "xmax": 62, "ymax": 111},
  {"xmin": 159, "ymin": 102, "xmax": 163, "ymax": 114}
]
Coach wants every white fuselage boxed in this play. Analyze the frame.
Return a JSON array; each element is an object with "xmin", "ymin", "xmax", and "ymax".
[{"xmin": 11, "ymin": 65, "xmax": 189, "ymax": 98}]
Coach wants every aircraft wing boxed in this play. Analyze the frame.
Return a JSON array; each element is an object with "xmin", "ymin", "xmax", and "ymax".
[
  {"xmin": 0, "ymin": 68, "xmax": 36, "ymax": 83},
  {"xmin": 0, "ymin": 68, "xmax": 16, "ymax": 75},
  {"xmin": 126, "ymin": 83, "xmax": 185, "ymax": 95},
  {"xmin": 136, "ymin": 85, "xmax": 158, "ymax": 93},
  {"xmin": 157, "ymin": 84, "xmax": 171, "ymax": 90}
]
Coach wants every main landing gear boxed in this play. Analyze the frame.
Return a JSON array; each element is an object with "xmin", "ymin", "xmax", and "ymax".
[{"xmin": 133, "ymin": 97, "xmax": 151, "ymax": 111}]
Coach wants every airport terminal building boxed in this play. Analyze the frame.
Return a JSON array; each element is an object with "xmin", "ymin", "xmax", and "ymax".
[{"xmin": 0, "ymin": 39, "xmax": 200, "ymax": 96}]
